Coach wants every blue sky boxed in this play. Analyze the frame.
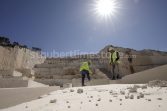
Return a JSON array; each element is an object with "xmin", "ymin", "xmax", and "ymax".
[{"xmin": 0, "ymin": 0, "xmax": 167, "ymax": 52}]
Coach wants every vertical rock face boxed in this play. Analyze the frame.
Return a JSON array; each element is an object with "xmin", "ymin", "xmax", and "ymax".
[
  {"xmin": 33, "ymin": 58, "xmax": 108, "ymax": 79},
  {"xmin": 0, "ymin": 46, "xmax": 45, "ymax": 77},
  {"xmin": 33, "ymin": 45, "xmax": 167, "ymax": 84},
  {"xmin": 98, "ymin": 45, "xmax": 167, "ymax": 78},
  {"xmin": 1, "ymin": 43, "xmax": 167, "ymax": 86}
]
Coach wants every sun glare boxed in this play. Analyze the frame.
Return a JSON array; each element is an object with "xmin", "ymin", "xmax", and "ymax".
[{"xmin": 94, "ymin": 0, "xmax": 120, "ymax": 19}]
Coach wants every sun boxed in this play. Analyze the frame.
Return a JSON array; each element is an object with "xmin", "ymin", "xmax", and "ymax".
[{"xmin": 94, "ymin": 0, "xmax": 120, "ymax": 19}]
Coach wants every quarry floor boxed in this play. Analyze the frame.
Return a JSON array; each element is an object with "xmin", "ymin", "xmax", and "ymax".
[
  {"xmin": 1, "ymin": 84, "xmax": 167, "ymax": 111},
  {"xmin": 0, "ymin": 86, "xmax": 60, "ymax": 109},
  {"xmin": 1, "ymin": 65, "xmax": 167, "ymax": 110}
]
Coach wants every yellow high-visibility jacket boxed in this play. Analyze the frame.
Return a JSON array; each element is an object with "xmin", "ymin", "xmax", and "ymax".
[
  {"xmin": 80, "ymin": 62, "xmax": 92, "ymax": 74},
  {"xmin": 109, "ymin": 51, "xmax": 120, "ymax": 64}
]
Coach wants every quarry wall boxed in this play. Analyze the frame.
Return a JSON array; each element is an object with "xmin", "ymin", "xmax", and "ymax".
[
  {"xmin": 33, "ymin": 46, "xmax": 167, "ymax": 84},
  {"xmin": 0, "ymin": 46, "xmax": 45, "ymax": 77},
  {"xmin": 1, "ymin": 44, "xmax": 167, "ymax": 87}
]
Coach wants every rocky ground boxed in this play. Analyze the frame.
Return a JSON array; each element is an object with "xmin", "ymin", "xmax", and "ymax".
[{"xmin": 1, "ymin": 81, "xmax": 167, "ymax": 111}]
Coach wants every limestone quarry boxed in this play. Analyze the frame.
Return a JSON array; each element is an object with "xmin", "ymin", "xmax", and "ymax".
[
  {"xmin": 0, "ymin": 37, "xmax": 167, "ymax": 111},
  {"xmin": 0, "ymin": 37, "xmax": 167, "ymax": 88}
]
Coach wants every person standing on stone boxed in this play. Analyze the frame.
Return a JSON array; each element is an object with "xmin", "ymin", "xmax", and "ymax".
[
  {"xmin": 80, "ymin": 61, "xmax": 92, "ymax": 86},
  {"xmin": 108, "ymin": 47, "xmax": 120, "ymax": 80}
]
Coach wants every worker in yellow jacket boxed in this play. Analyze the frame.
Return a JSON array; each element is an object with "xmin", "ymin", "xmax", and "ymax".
[
  {"xmin": 108, "ymin": 47, "xmax": 120, "ymax": 80},
  {"xmin": 80, "ymin": 61, "xmax": 92, "ymax": 86}
]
